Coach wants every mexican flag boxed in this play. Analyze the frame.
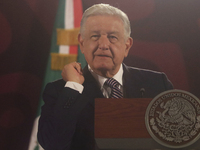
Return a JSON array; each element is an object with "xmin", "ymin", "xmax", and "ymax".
[{"xmin": 28, "ymin": 0, "xmax": 86, "ymax": 149}]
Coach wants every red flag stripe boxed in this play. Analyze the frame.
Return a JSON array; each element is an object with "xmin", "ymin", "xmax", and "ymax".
[{"xmin": 74, "ymin": 0, "xmax": 83, "ymax": 28}]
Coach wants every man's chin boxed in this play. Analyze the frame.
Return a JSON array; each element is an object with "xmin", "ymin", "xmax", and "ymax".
[
  {"xmin": 93, "ymin": 64, "xmax": 116, "ymax": 73},
  {"xmin": 94, "ymin": 64, "xmax": 113, "ymax": 71}
]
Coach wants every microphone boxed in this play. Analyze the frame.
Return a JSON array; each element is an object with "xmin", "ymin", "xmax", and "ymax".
[{"xmin": 140, "ymin": 88, "xmax": 145, "ymax": 98}]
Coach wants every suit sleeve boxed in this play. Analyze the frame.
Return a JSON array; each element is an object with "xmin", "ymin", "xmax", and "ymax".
[{"xmin": 37, "ymin": 82, "xmax": 82, "ymax": 150}]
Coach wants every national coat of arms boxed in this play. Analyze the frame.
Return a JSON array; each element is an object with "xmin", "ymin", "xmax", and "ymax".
[{"xmin": 145, "ymin": 89, "xmax": 200, "ymax": 148}]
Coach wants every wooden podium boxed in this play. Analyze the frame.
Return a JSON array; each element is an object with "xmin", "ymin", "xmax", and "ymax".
[{"xmin": 94, "ymin": 98, "xmax": 200, "ymax": 150}]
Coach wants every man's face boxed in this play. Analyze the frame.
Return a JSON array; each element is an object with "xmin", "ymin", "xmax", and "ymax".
[{"xmin": 78, "ymin": 15, "xmax": 133, "ymax": 77}]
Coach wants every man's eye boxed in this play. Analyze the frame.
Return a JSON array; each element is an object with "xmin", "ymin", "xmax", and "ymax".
[
  {"xmin": 92, "ymin": 35, "xmax": 99, "ymax": 37},
  {"xmin": 91, "ymin": 35, "xmax": 100, "ymax": 40},
  {"xmin": 109, "ymin": 36, "xmax": 117, "ymax": 39},
  {"xmin": 108, "ymin": 36, "xmax": 118, "ymax": 42}
]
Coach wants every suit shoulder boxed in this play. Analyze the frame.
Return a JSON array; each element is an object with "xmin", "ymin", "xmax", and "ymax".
[
  {"xmin": 126, "ymin": 66, "xmax": 164, "ymax": 77},
  {"xmin": 124, "ymin": 65, "xmax": 173, "ymax": 90}
]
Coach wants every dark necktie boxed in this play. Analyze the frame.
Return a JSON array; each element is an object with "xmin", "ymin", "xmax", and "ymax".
[{"xmin": 105, "ymin": 78, "xmax": 123, "ymax": 98}]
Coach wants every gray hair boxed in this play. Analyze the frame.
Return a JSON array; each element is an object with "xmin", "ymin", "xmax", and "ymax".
[{"xmin": 80, "ymin": 3, "xmax": 131, "ymax": 39}]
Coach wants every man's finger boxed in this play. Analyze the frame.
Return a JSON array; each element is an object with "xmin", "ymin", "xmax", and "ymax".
[{"xmin": 74, "ymin": 62, "xmax": 83, "ymax": 75}]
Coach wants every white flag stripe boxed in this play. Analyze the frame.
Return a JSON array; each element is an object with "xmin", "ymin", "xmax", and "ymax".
[
  {"xmin": 59, "ymin": 0, "xmax": 74, "ymax": 54},
  {"xmin": 59, "ymin": 45, "xmax": 70, "ymax": 54},
  {"xmin": 65, "ymin": 0, "xmax": 74, "ymax": 29}
]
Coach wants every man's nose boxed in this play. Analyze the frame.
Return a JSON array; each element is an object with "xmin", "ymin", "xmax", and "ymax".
[{"xmin": 98, "ymin": 35, "xmax": 110, "ymax": 50}]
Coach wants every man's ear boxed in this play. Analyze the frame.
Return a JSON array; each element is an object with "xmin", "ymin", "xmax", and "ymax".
[
  {"xmin": 78, "ymin": 33, "xmax": 84, "ymax": 54},
  {"xmin": 124, "ymin": 37, "xmax": 133, "ymax": 57}
]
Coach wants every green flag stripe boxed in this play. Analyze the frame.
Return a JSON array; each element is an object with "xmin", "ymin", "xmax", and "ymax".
[{"xmin": 36, "ymin": 0, "xmax": 66, "ymax": 116}]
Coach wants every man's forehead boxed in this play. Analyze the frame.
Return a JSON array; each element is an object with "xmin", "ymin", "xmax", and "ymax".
[{"xmin": 85, "ymin": 16, "xmax": 124, "ymax": 29}]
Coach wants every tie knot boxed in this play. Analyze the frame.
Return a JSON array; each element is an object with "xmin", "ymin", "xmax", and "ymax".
[{"xmin": 105, "ymin": 78, "xmax": 120, "ymax": 88}]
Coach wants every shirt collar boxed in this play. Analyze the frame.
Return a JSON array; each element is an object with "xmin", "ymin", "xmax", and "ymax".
[{"xmin": 88, "ymin": 64, "xmax": 123, "ymax": 88}]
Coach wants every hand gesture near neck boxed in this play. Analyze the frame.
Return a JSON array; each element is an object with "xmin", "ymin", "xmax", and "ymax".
[{"xmin": 61, "ymin": 62, "xmax": 85, "ymax": 84}]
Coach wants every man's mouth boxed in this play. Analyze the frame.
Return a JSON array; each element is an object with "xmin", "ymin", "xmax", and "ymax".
[{"xmin": 96, "ymin": 54, "xmax": 112, "ymax": 58}]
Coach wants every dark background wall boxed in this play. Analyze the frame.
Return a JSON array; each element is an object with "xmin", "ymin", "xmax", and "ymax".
[{"xmin": 0, "ymin": 0, "xmax": 200, "ymax": 149}]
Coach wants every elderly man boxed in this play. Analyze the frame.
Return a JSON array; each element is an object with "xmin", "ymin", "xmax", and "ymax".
[{"xmin": 38, "ymin": 3, "xmax": 173, "ymax": 150}]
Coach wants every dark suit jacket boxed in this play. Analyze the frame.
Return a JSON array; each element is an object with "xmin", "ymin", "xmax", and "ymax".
[{"xmin": 37, "ymin": 64, "xmax": 173, "ymax": 150}]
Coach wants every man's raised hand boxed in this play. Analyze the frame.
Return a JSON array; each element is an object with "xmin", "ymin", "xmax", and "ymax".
[{"xmin": 61, "ymin": 62, "xmax": 85, "ymax": 84}]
